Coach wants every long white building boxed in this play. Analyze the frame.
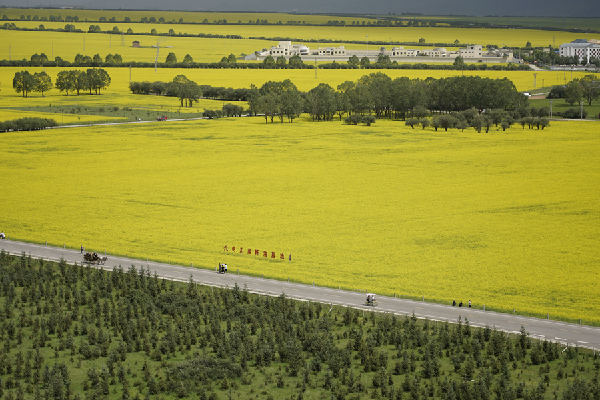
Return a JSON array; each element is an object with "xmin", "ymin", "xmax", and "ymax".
[
  {"xmin": 559, "ymin": 39, "xmax": 600, "ymax": 64},
  {"xmin": 254, "ymin": 41, "xmax": 513, "ymax": 63}
]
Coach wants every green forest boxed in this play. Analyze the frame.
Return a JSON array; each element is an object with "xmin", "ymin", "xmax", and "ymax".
[{"xmin": 0, "ymin": 250, "xmax": 598, "ymax": 400}]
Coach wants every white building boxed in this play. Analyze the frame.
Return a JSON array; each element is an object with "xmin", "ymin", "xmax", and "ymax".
[
  {"xmin": 559, "ymin": 39, "xmax": 600, "ymax": 64},
  {"xmin": 268, "ymin": 41, "xmax": 310, "ymax": 57},
  {"xmin": 317, "ymin": 46, "xmax": 346, "ymax": 56},
  {"xmin": 459, "ymin": 45, "xmax": 483, "ymax": 59}
]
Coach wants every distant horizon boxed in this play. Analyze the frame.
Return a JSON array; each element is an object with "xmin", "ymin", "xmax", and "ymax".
[
  {"xmin": 2, "ymin": 7, "xmax": 598, "ymax": 18},
  {"xmin": 0, "ymin": 0, "xmax": 598, "ymax": 19}
]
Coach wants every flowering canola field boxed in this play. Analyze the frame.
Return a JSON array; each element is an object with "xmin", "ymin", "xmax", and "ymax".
[
  {"xmin": 1, "ymin": 24, "xmax": 590, "ymax": 63},
  {"xmin": 1, "ymin": 116, "xmax": 599, "ymax": 324},
  {"xmin": 0, "ymin": 67, "xmax": 591, "ymax": 106}
]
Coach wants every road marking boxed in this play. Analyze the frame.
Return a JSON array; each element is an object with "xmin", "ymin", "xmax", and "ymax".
[
  {"xmin": 507, "ymin": 321, "xmax": 528, "ymax": 325},
  {"xmin": 577, "ymin": 341, "xmax": 588, "ymax": 344},
  {"xmin": 560, "ymin": 329, "xmax": 581, "ymax": 334},
  {"xmin": 555, "ymin": 337, "xmax": 566, "ymax": 340}
]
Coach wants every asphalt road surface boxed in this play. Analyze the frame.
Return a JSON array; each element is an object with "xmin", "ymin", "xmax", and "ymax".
[{"xmin": 2, "ymin": 239, "xmax": 598, "ymax": 351}]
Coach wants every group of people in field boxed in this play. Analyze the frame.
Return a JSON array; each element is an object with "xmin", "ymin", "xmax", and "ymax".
[
  {"xmin": 452, "ymin": 299, "xmax": 472, "ymax": 308},
  {"xmin": 0, "ymin": 232, "xmax": 5, "ymax": 240},
  {"xmin": 218, "ymin": 263, "xmax": 228, "ymax": 274}
]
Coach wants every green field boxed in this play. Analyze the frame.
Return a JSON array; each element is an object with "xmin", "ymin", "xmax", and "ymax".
[{"xmin": 2, "ymin": 253, "xmax": 598, "ymax": 400}]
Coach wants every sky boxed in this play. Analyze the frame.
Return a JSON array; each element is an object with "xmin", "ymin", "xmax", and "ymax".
[{"xmin": 4, "ymin": 0, "xmax": 599, "ymax": 18}]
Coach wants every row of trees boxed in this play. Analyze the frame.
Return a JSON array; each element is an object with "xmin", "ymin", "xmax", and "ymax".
[
  {"xmin": 0, "ymin": 117, "xmax": 57, "ymax": 132},
  {"xmin": 247, "ymin": 73, "xmax": 525, "ymax": 123},
  {"xmin": 130, "ymin": 74, "xmax": 525, "ymax": 123},
  {"xmin": 12, "ymin": 68, "xmax": 111, "ymax": 97},
  {"xmin": 520, "ymin": 48, "xmax": 600, "ymax": 67},
  {"xmin": 547, "ymin": 75, "xmax": 600, "ymax": 106},
  {"xmin": 12, "ymin": 71, "xmax": 52, "ymax": 97},
  {"xmin": 129, "ymin": 76, "xmax": 201, "ymax": 107},
  {"xmin": 404, "ymin": 106, "xmax": 551, "ymax": 133},
  {"xmin": 54, "ymin": 69, "xmax": 111, "ymax": 95}
]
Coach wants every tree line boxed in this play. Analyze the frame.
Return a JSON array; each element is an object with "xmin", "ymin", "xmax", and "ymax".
[
  {"xmin": 0, "ymin": 117, "xmax": 57, "ymax": 132},
  {"xmin": 246, "ymin": 74, "xmax": 527, "ymax": 123},
  {"xmin": 1, "ymin": 53, "xmax": 528, "ymax": 72},
  {"xmin": 131, "ymin": 73, "xmax": 529, "ymax": 124},
  {"xmin": 547, "ymin": 75, "xmax": 600, "ymax": 106},
  {"xmin": 12, "ymin": 69, "xmax": 111, "ymax": 97},
  {"xmin": 129, "ymin": 75, "xmax": 201, "ymax": 107},
  {"xmin": 0, "ymin": 251, "xmax": 598, "ymax": 400}
]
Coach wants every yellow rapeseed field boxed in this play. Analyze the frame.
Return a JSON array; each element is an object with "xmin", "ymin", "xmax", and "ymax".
[
  {"xmin": 0, "ymin": 66, "xmax": 591, "ymax": 106},
  {"xmin": 2, "ymin": 22, "xmax": 591, "ymax": 63},
  {"xmin": 0, "ymin": 109, "xmax": 127, "ymax": 124},
  {"xmin": 1, "ymin": 116, "xmax": 599, "ymax": 324}
]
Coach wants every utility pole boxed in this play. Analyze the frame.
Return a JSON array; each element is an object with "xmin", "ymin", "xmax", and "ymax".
[{"xmin": 533, "ymin": 73, "xmax": 537, "ymax": 88}]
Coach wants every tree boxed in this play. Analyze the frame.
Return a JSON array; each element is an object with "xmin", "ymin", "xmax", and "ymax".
[
  {"xmin": 405, "ymin": 118, "xmax": 419, "ymax": 128},
  {"xmin": 183, "ymin": 54, "xmax": 194, "ymax": 63},
  {"xmin": 471, "ymin": 115, "xmax": 484, "ymax": 132},
  {"xmin": 30, "ymin": 53, "xmax": 48, "ymax": 66},
  {"xmin": 358, "ymin": 72, "xmax": 392, "ymax": 118},
  {"xmin": 376, "ymin": 54, "xmax": 390, "ymax": 64},
  {"xmin": 564, "ymin": 80, "xmax": 582, "ymax": 105},
  {"xmin": 33, "ymin": 71, "xmax": 52, "ymax": 96},
  {"xmin": 348, "ymin": 55, "xmax": 360, "ymax": 66},
  {"xmin": 256, "ymin": 92, "xmax": 280, "ymax": 123},
  {"xmin": 172, "ymin": 75, "xmax": 201, "ymax": 107},
  {"xmin": 263, "ymin": 55, "xmax": 275, "ymax": 66},
  {"xmin": 13, "ymin": 71, "xmax": 36, "ymax": 97},
  {"xmin": 92, "ymin": 54, "xmax": 102, "ymax": 64},
  {"xmin": 165, "ymin": 52, "xmax": 177, "ymax": 64},
  {"xmin": 76, "ymin": 71, "xmax": 90, "ymax": 94},
  {"xmin": 360, "ymin": 56, "xmax": 370, "ymax": 67},
  {"xmin": 86, "ymin": 68, "xmax": 111, "ymax": 94},
  {"xmin": 279, "ymin": 89, "xmax": 303, "ymax": 122},
  {"xmin": 227, "ymin": 53, "xmax": 237, "ymax": 63},
  {"xmin": 289, "ymin": 55, "xmax": 303, "ymax": 67},
  {"xmin": 453, "ymin": 55, "xmax": 465, "ymax": 70},
  {"xmin": 306, "ymin": 83, "xmax": 336, "ymax": 121},
  {"xmin": 55, "ymin": 70, "xmax": 78, "ymax": 95},
  {"xmin": 276, "ymin": 56, "xmax": 287, "ymax": 67},
  {"xmin": 334, "ymin": 92, "xmax": 351, "ymax": 120},
  {"xmin": 578, "ymin": 75, "xmax": 600, "ymax": 106}
]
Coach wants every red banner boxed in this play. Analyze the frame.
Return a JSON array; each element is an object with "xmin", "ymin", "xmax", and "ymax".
[{"xmin": 223, "ymin": 245, "xmax": 289, "ymax": 261}]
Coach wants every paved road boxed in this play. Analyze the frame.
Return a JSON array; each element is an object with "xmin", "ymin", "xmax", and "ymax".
[{"xmin": 2, "ymin": 239, "xmax": 598, "ymax": 351}]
